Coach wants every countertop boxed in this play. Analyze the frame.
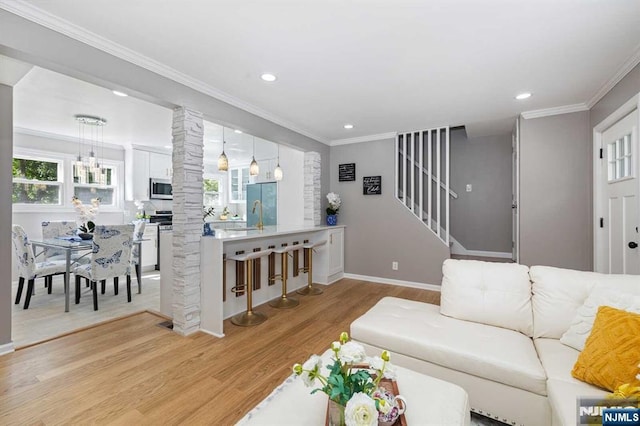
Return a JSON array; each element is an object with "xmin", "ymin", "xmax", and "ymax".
[{"xmin": 205, "ymin": 224, "xmax": 345, "ymax": 242}]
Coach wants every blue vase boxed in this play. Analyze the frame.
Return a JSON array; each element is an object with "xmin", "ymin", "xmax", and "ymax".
[
  {"xmin": 203, "ymin": 222, "xmax": 215, "ymax": 236},
  {"xmin": 326, "ymin": 214, "xmax": 337, "ymax": 226}
]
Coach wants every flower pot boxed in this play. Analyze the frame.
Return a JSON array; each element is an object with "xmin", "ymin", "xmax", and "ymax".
[
  {"xmin": 327, "ymin": 400, "xmax": 346, "ymax": 426},
  {"xmin": 78, "ymin": 232, "xmax": 93, "ymax": 240},
  {"xmin": 326, "ymin": 214, "xmax": 338, "ymax": 226}
]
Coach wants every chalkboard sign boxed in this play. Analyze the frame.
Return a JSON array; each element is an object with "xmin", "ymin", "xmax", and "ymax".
[
  {"xmin": 363, "ymin": 176, "xmax": 382, "ymax": 195},
  {"xmin": 339, "ymin": 163, "xmax": 356, "ymax": 182}
]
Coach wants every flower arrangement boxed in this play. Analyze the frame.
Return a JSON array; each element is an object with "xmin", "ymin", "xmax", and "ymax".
[
  {"xmin": 326, "ymin": 192, "xmax": 342, "ymax": 215},
  {"xmin": 292, "ymin": 332, "xmax": 400, "ymax": 426},
  {"xmin": 71, "ymin": 196, "xmax": 101, "ymax": 233}
]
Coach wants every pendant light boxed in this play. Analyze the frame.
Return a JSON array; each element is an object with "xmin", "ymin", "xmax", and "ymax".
[
  {"xmin": 74, "ymin": 114, "xmax": 107, "ymax": 182},
  {"xmin": 274, "ymin": 144, "xmax": 283, "ymax": 181},
  {"xmin": 218, "ymin": 127, "xmax": 229, "ymax": 171},
  {"xmin": 250, "ymin": 136, "xmax": 259, "ymax": 176}
]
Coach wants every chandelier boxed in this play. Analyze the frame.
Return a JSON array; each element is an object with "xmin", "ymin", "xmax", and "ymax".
[{"xmin": 74, "ymin": 114, "xmax": 107, "ymax": 184}]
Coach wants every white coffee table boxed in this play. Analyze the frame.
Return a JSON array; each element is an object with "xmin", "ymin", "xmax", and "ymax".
[{"xmin": 237, "ymin": 349, "xmax": 470, "ymax": 425}]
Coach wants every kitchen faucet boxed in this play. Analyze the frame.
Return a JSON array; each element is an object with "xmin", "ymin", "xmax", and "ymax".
[{"xmin": 252, "ymin": 200, "xmax": 264, "ymax": 230}]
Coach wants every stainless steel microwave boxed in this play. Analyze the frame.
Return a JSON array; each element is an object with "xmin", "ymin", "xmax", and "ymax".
[{"xmin": 150, "ymin": 178, "xmax": 173, "ymax": 199}]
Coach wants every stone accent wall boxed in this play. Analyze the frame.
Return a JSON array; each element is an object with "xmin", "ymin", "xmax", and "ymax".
[
  {"xmin": 304, "ymin": 151, "xmax": 322, "ymax": 226},
  {"xmin": 171, "ymin": 107, "xmax": 204, "ymax": 335}
]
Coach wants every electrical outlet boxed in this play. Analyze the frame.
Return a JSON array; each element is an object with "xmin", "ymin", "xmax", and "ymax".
[
  {"xmin": 392, "ymin": 261, "xmax": 398, "ymax": 271},
  {"xmin": 466, "ymin": 184, "xmax": 472, "ymax": 192}
]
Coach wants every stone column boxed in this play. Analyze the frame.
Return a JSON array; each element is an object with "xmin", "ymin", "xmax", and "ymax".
[
  {"xmin": 304, "ymin": 151, "xmax": 322, "ymax": 226},
  {"xmin": 171, "ymin": 107, "xmax": 204, "ymax": 335}
]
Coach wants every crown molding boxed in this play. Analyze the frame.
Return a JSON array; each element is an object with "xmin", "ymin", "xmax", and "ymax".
[
  {"xmin": 587, "ymin": 42, "xmax": 640, "ymax": 109},
  {"xmin": 0, "ymin": 0, "xmax": 329, "ymax": 145},
  {"xmin": 330, "ymin": 132, "xmax": 398, "ymax": 146},
  {"xmin": 14, "ymin": 126, "xmax": 125, "ymax": 150},
  {"xmin": 520, "ymin": 103, "xmax": 589, "ymax": 120}
]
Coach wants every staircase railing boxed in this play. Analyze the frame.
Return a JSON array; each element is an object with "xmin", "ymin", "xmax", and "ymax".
[{"xmin": 395, "ymin": 127, "xmax": 453, "ymax": 246}]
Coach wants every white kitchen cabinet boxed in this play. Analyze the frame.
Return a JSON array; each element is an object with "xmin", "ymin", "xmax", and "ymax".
[
  {"xmin": 149, "ymin": 152, "xmax": 172, "ymax": 178},
  {"xmin": 132, "ymin": 149, "xmax": 150, "ymax": 200},
  {"xmin": 141, "ymin": 224, "xmax": 158, "ymax": 271},
  {"xmin": 328, "ymin": 227, "xmax": 344, "ymax": 277}
]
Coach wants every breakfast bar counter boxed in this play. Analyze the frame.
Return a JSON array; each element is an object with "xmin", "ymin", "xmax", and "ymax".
[{"xmin": 160, "ymin": 224, "xmax": 345, "ymax": 336}]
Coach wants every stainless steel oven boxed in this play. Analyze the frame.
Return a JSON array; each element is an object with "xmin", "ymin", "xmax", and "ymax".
[{"xmin": 150, "ymin": 178, "xmax": 173, "ymax": 200}]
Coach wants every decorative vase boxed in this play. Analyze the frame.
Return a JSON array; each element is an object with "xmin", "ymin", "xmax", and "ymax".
[
  {"xmin": 78, "ymin": 232, "xmax": 93, "ymax": 240},
  {"xmin": 327, "ymin": 400, "xmax": 346, "ymax": 426},
  {"xmin": 326, "ymin": 214, "xmax": 338, "ymax": 226},
  {"xmin": 203, "ymin": 222, "xmax": 215, "ymax": 236}
]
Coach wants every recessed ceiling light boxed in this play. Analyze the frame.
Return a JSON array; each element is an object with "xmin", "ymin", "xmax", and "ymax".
[
  {"xmin": 261, "ymin": 73, "xmax": 277, "ymax": 82},
  {"xmin": 234, "ymin": 129, "xmax": 243, "ymax": 134},
  {"xmin": 112, "ymin": 90, "xmax": 128, "ymax": 97},
  {"xmin": 164, "ymin": 145, "xmax": 172, "ymax": 149},
  {"xmin": 344, "ymin": 124, "xmax": 354, "ymax": 129},
  {"xmin": 515, "ymin": 92, "xmax": 532, "ymax": 100}
]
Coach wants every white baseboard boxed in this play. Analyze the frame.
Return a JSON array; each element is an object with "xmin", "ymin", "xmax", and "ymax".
[
  {"xmin": 0, "ymin": 342, "xmax": 15, "ymax": 356},
  {"xmin": 449, "ymin": 237, "xmax": 513, "ymax": 259},
  {"xmin": 199, "ymin": 328, "xmax": 225, "ymax": 339},
  {"xmin": 343, "ymin": 273, "xmax": 441, "ymax": 292}
]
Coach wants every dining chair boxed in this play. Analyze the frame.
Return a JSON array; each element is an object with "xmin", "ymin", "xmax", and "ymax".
[
  {"xmin": 73, "ymin": 224, "xmax": 134, "ymax": 311},
  {"xmin": 41, "ymin": 220, "xmax": 90, "ymax": 293},
  {"xmin": 99, "ymin": 221, "xmax": 146, "ymax": 295},
  {"xmin": 11, "ymin": 224, "xmax": 67, "ymax": 309},
  {"xmin": 131, "ymin": 221, "xmax": 146, "ymax": 289}
]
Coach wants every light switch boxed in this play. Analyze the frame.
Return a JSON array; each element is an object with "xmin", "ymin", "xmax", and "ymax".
[{"xmin": 466, "ymin": 184, "xmax": 472, "ymax": 192}]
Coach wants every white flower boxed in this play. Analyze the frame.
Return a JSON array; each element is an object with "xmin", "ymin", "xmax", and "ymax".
[
  {"xmin": 331, "ymin": 341, "xmax": 341, "ymax": 351},
  {"xmin": 367, "ymin": 356, "xmax": 397, "ymax": 380},
  {"xmin": 345, "ymin": 392, "xmax": 378, "ymax": 426},
  {"xmin": 326, "ymin": 192, "xmax": 342, "ymax": 210},
  {"xmin": 300, "ymin": 354, "xmax": 322, "ymax": 387},
  {"xmin": 338, "ymin": 341, "xmax": 367, "ymax": 364}
]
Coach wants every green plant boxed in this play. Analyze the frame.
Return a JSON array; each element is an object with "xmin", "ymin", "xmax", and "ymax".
[{"xmin": 292, "ymin": 332, "xmax": 396, "ymax": 425}]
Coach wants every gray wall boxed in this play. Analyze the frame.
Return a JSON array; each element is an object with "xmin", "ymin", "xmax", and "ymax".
[
  {"xmin": 591, "ymin": 63, "xmax": 640, "ymax": 128},
  {"xmin": 0, "ymin": 84, "xmax": 13, "ymax": 348},
  {"xmin": 450, "ymin": 130, "xmax": 512, "ymax": 253},
  {"xmin": 519, "ymin": 111, "xmax": 591, "ymax": 270},
  {"xmin": 330, "ymin": 138, "xmax": 450, "ymax": 286}
]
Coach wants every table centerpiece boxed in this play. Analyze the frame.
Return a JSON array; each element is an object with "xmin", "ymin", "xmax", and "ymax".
[{"xmin": 292, "ymin": 332, "xmax": 406, "ymax": 426}]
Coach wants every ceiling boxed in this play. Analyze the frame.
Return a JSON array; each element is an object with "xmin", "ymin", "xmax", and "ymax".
[
  {"xmin": 3, "ymin": 0, "xmax": 640, "ymax": 143},
  {"xmin": 12, "ymin": 65, "xmax": 278, "ymax": 165}
]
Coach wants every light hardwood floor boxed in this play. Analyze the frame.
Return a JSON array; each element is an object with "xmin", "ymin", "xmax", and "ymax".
[{"xmin": 0, "ymin": 278, "xmax": 439, "ymax": 425}]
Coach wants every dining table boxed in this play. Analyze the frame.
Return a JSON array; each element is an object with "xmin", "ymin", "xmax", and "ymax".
[{"xmin": 30, "ymin": 237, "xmax": 145, "ymax": 312}]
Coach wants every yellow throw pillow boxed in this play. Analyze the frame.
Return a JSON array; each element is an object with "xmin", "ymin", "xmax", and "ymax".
[{"xmin": 572, "ymin": 306, "xmax": 640, "ymax": 391}]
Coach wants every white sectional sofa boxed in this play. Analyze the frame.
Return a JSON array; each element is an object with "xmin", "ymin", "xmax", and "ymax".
[{"xmin": 350, "ymin": 259, "xmax": 639, "ymax": 426}]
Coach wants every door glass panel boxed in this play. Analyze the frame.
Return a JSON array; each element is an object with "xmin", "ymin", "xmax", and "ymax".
[{"xmin": 607, "ymin": 133, "xmax": 632, "ymax": 182}]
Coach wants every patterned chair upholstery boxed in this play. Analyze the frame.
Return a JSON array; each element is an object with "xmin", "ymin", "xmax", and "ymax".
[
  {"xmin": 41, "ymin": 221, "xmax": 77, "ymax": 259},
  {"xmin": 11, "ymin": 224, "xmax": 67, "ymax": 309},
  {"xmin": 131, "ymin": 221, "xmax": 146, "ymax": 289},
  {"xmin": 73, "ymin": 224, "xmax": 134, "ymax": 311}
]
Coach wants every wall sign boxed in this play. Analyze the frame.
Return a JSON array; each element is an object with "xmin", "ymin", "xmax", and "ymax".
[
  {"xmin": 338, "ymin": 163, "xmax": 356, "ymax": 182},
  {"xmin": 363, "ymin": 176, "xmax": 382, "ymax": 195}
]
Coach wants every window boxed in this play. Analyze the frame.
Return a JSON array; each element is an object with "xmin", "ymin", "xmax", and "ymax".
[
  {"xmin": 607, "ymin": 133, "xmax": 633, "ymax": 181},
  {"xmin": 230, "ymin": 167, "xmax": 250, "ymax": 202},
  {"xmin": 203, "ymin": 177, "xmax": 222, "ymax": 208},
  {"xmin": 73, "ymin": 164, "xmax": 117, "ymax": 205},
  {"xmin": 12, "ymin": 157, "xmax": 63, "ymax": 204}
]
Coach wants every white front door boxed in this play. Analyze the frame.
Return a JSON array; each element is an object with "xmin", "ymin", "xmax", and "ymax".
[{"xmin": 598, "ymin": 109, "xmax": 640, "ymax": 274}]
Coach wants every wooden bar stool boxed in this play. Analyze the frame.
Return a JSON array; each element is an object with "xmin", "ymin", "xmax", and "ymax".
[
  {"xmin": 297, "ymin": 239, "xmax": 327, "ymax": 296},
  {"xmin": 228, "ymin": 248, "xmax": 273, "ymax": 326},
  {"xmin": 269, "ymin": 244, "xmax": 303, "ymax": 309}
]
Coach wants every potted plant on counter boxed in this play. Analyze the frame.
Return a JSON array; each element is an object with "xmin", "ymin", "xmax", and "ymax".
[{"xmin": 326, "ymin": 192, "xmax": 341, "ymax": 226}]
